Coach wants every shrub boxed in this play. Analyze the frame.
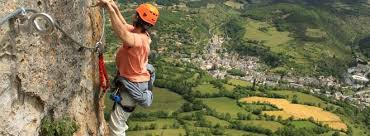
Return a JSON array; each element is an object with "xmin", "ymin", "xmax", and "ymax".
[{"xmin": 40, "ymin": 116, "xmax": 79, "ymax": 136}]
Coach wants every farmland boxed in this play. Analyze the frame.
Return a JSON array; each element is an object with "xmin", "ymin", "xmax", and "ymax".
[{"xmin": 240, "ymin": 96, "xmax": 347, "ymax": 131}]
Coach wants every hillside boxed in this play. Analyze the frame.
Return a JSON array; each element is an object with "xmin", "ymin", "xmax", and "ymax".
[
  {"xmin": 104, "ymin": 58, "xmax": 370, "ymax": 136},
  {"xmin": 103, "ymin": 0, "xmax": 370, "ymax": 136}
]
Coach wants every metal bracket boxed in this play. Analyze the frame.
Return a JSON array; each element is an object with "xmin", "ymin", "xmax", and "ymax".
[
  {"xmin": 95, "ymin": 41, "xmax": 105, "ymax": 55},
  {"xmin": 29, "ymin": 13, "xmax": 55, "ymax": 35}
]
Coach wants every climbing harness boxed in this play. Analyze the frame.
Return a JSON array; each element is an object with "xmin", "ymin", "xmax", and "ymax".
[
  {"xmin": 0, "ymin": 7, "xmax": 109, "ymax": 92},
  {"xmin": 110, "ymin": 88, "xmax": 122, "ymax": 103}
]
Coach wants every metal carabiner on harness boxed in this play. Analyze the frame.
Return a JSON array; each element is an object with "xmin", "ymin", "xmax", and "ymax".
[{"xmin": 110, "ymin": 88, "xmax": 122, "ymax": 103}]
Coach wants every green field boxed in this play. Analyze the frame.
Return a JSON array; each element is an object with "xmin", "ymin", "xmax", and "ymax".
[
  {"xmin": 179, "ymin": 112, "xmax": 231, "ymax": 127},
  {"xmin": 224, "ymin": 1, "xmax": 243, "ymax": 9},
  {"xmin": 341, "ymin": 116, "xmax": 370, "ymax": 136},
  {"xmin": 244, "ymin": 19, "xmax": 292, "ymax": 50},
  {"xmin": 200, "ymin": 97, "xmax": 245, "ymax": 117},
  {"xmin": 241, "ymin": 120, "xmax": 284, "ymax": 132},
  {"xmin": 136, "ymin": 88, "xmax": 186, "ymax": 113},
  {"xmin": 320, "ymin": 131, "xmax": 347, "ymax": 136},
  {"xmin": 305, "ymin": 28, "xmax": 327, "ymax": 38},
  {"xmin": 223, "ymin": 84, "xmax": 236, "ymax": 92},
  {"xmin": 126, "ymin": 129, "xmax": 186, "ymax": 136},
  {"xmin": 128, "ymin": 119, "xmax": 179, "ymax": 129},
  {"xmin": 289, "ymin": 121, "xmax": 318, "ymax": 129},
  {"xmin": 227, "ymin": 79, "xmax": 253, "ymax": 87},
  {"xmin": 224, "ymin": 129, "xmax": 266, "ymax": 136},
  {"xmin": 204, "ymin": 115, "xmax": 230, "ymax": 127},
  {"xmin": 193, "ymin": 84, "xmax": 220, "ymax": 94},
  {"xmin": 272, "ymin": 90, "xmax": 328, "ymax": 108},
  {"xmin": 178, "ymin": 111, "xmax": 198, "ymax": 117}
]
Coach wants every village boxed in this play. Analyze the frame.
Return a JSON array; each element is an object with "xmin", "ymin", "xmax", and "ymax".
[{"xmin": 187, "ymin": 35, "xmax": 370, "ymax": 107}]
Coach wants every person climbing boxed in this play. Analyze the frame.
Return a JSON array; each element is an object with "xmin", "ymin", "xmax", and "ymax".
[{"xmin": 97, "ymin": 0, "xmax": 159, "ymax": 135}]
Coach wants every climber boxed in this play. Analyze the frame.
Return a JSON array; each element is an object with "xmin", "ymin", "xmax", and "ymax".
[{"xmin": 97, "ymin": 0, "xmax": 159, "ymax": 135}]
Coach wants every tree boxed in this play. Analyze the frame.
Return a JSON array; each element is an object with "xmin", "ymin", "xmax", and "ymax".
[
  {"xmin": 277, "ymin": 115, "xmax": 283, "ymax": 121},
  {"xmin": 332, "ymin": 131, "xmax": 340, "ymax": 136},
  {"xmin": 292, "ymin": 94, "xmax": 299, "ymax": 104},
  {"xmin": 227, "ymin": 68, "xmax": 246, "ymax": 77},
  {"xmin": 182, "ymin": 102, "xmax": 193, "ymax": 112},
  {"xmin": 210, "ymin": 79, "xmax": 224, "ymax": 89},
  {"xmin": 237, "ymin": 112, "xmax": 247, "ymax": 120},
  {"xmin": 252, "ymin": 109, "xmax": 262, "ymax": 115},
  {"xmin": 363, "ymin": 107, "xmax": 370, "ymax": 126},
  {"xmin": 157, "ymin": 0, "xmax": 179, "ymax": 6},
  {"xmin": 223, "ymin": 17, "xmax": 246, "ymax": 40},
  {"xmin": 275, "ymin": 126, "xmax": 315, "ymax": 136},
  {"xmin": 149, "ymin": 123, "xmax": 157, "ymax": 130},
  {"xmin": 211, "ymin": 128, "xmax": 225, "ymax": 135},
  {"xmin": 192, "ymin": 100, "xmax": 206, "ymax": 110},
  {"xmin": 225, "ymin": 113, "xmax": 232, "ymax": 121}
]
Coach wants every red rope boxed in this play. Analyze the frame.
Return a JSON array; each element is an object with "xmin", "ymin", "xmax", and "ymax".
[{"xmin": 98, "ymin": 54, "xmax": 109, "ymax": 92}]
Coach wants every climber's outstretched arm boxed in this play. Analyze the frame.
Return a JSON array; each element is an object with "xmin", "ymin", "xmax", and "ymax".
[
  {"xmin": 99, "ymin": 0, "xmax": 136, "ymax": 46},
  {"xmin": 111, "ymin": 2, "xmax": 134, "ymax": 30}
]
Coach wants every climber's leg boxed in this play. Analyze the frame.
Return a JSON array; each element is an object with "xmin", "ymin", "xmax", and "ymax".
[
  {"xmin": 109, "ymin": 88, "xmax": 136, "ymax": 136},
  {"xmin": 109, "ymin": 104, "xmax": 130, "ymax": 136}
]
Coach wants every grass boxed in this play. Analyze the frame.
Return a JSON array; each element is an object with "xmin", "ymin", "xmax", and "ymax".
[
  {"xmin": 320, "ymin": 131, "xmax": 347, "ymax": 136},
  {"xmin": 240, "ymin": 97, "xmax": 347, "ymax": 131},
  {"xmin": 289, "ymin": 121, "xmax": 318, "ymax": 129},
  {"xmin": 340, "ymin": 115, "xmax": 369, "ymax": 136},
  {"xmin": 193, "ymin": 84, "xmax": 220, "ymax": 94},
  {"xmin": 224, "ymin": 1, "xmax": 243, "ymax": 9},
  {"xmin": 126, "ymin": 129, "xmax": 186, "ymax": 136},
  {"xmin": 200, "ymin": 97, "xmax": 245, "ymax": 117},
  {"xmin": 178, "ymin": 111, "xmax": 199, "ymax": 119},
  {"xmin": 241, "ymin": 120, "xmax": 284, "ymax": 132},
  {"xmin": 227, "ymin": 79, "xmax": 253, "ymax": 87},
  {"xmin": 204, "ymin": 115, "xmax": 230, "ymax": 127},
  {"xmin": 223, "ymin": 84, "xmax": 236, "ymax": 92},
  {"xmin": 243, "ymin": 18, "xmax": 292, "ymax": 50},
  {"xmin": 136, "ymin": 88, "xmax": 186, "ymax": 113},
  {"xmin": 127, "ymin": 119, "xmax": 178, "ymax": 129},
  {"xmin": 224, "ymin": 129, "xmax": 266, "ymax": 136},
  {"xmin": 305, "ymin": 28, "xmax": 327, "ymax": 38},
  {"xmin": 272, "ymin": 90, "xmax": 328, "ymax": 108},
  {"xmin": 197, "ymin": 4, "xmax": 240, "ymax": 35},
  {"xmin": 241, "ymin": 16, "xmax": 351, "ymax": 76}
]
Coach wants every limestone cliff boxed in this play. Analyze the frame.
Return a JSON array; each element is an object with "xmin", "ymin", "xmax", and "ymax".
[{"xmin": 0, "ymin": 0, "xmax": 106, "ymax": 135}]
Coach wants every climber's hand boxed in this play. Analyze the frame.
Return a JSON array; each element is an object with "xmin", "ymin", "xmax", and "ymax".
[{"xmin": 96, "ymin": 0, "xmax": 110, "ymax": 7}]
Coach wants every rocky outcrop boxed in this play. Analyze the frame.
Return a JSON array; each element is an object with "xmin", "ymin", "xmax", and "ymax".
[{"xmin": 0, "ymin": 1, "xmax": 105, "ymax": 135}]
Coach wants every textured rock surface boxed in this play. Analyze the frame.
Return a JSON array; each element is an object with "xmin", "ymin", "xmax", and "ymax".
[{"xmin": 0, "ymin": 0, "xmax": 104, "ymax": 135}]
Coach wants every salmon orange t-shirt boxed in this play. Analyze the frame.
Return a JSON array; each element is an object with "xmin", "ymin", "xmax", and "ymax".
[{"xmin": 116, "ymin": 29, "xmax": 150, "ymax": 82}]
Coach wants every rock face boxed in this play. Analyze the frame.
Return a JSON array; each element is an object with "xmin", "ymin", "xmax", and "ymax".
[{"xmin": 0, "ymin": 1, "xmax": 104, "ymax": 135}]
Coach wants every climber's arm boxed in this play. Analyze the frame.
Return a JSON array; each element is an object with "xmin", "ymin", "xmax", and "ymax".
[
  {"xmin": 111, "ymin": 3, "xmax": 126, "ymax": 24},
  {"xmin": 105, "ymin": 3, "xmax": 136, "ymax": 46}
]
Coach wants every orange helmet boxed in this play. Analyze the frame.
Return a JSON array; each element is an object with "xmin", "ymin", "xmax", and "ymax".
[{"xmin": 136, "ymin": 3, "xmax": 159, "ymax": 26}]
